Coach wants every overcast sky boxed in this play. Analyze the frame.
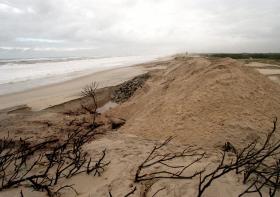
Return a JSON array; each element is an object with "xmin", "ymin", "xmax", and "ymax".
[{"xmin": 0, "ymin": 0, "xmax": 279, "ymax": 59}]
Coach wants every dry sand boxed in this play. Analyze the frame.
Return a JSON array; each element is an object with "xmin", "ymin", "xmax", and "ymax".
[
  {"xmin": 108, "ymin": 57, "xmax": 280, "ymax": 149},
  {"xmin": 1, "ymin": 56, "xmax": 280, "ymax": 197},
  {"xmin": 0, "ymin": 133, "xmax": 249, "ymax": 197}
]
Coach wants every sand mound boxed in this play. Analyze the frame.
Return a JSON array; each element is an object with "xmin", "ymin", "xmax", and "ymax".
[{"xmin": 109, "ymin": 57, "xmax": 280, "ymax": 149}]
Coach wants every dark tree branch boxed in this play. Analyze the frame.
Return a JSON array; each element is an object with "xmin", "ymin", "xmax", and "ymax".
[
  {"xmin": 0, "ymin": 82, "xmax": 109, "ymax": 196},
  {"xmin": 198, "ymin": 118, "xmax": 280, "ymax": 197},
  {"xmin": 135, "ymin": 137, "xmax": 205, "ymax": 182}
]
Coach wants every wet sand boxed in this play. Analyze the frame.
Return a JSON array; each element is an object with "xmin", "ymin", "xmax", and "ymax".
[
  {"xmin": 0, "ymin": 66, "xmax": 147, "ymax": 111},
  {"xmin": 246, "ymin": 62, "xmax": 280, "ymax": 85}
]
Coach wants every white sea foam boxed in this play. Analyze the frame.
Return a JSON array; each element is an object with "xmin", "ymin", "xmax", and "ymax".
[{"xmin": 0, "ymin": 55, "xmax": 158, "ymax": 95}]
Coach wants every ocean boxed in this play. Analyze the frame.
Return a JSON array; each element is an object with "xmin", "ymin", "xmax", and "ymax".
[{"xmin": 0, "ymin": 55, "xmax": 158, "ymax": 95}]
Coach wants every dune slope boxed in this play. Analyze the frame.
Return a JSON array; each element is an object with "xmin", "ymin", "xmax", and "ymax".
[{"xmin": 109, "ymin": 57, "xmax": 280, "ymax": 148}]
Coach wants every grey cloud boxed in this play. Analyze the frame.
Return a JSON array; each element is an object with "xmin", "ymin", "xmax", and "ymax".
[{"xmin": 0, "ymin": 0, "xmax": 279, "ymax": 59}]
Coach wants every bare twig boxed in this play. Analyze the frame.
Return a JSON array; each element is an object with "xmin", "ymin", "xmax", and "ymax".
[
  {"xmin": 151, "ymin": 187, "xmax": 166, "ymax": 197},
  {"xmin": 135, "ymin": 137, "xmax": 205, "ymax": 182},
  {"xmin": 198, "ymin": 118, "xmax": 280, "ymax": 197},
  {"xmin": 81, "ymin": 82, "xmax": 98, "ymax": 123},
  {"xmin": 124, "ymin": 186, "xmax": 137, "ymax": 197},
  {"xmin": 0, "ymin": 83, "xmax": 109, "ymax": 196}
]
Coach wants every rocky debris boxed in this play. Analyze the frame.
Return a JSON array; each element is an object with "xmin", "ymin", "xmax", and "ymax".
[
  {"xmin": 109, "ymin": 117, "xmax": 126, "ymax": 129},
  {"xmin": 112, "ymin": 73, "xmax": 150, "ymax": 103}
]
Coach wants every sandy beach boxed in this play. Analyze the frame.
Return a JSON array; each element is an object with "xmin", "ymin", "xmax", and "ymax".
[{"xmin": 0, "ymin": 65, "xmax": 148, "ymax": 111}]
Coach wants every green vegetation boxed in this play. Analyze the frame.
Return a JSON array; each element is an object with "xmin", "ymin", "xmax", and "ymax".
[{"xmin": 204, "ymin": 53, "xmax": 280, "ymax": 59}]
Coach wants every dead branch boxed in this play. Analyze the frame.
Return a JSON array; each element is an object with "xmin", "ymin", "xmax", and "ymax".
[
  {"xmin": 81, "ymin": 82, "xmax": 98, "ymax": 121},
  {"xmin": 20, "ymin": 190, "xmax": 24, "ymax": 197},
  {"xmin": 0, "ymin": 130, "xmax": 108, "ymax": 196},
  {"xmin": 0, "ymin": 82, "xmax": 109, "ymax": 197},
  {"xmin": 109, "ymin": 186, "xmax": 137, "ymax": 197},
  {"xmin": 0, "ymin": 113, "xmax": 108, "ymax": 196},
  {"xmin": 151, "ymin": 187, "xmax": 166, "ymax": 197},
  {"xmin": 198, "ymin": 118, "xmax": 280, "ymax": 197},
  {"xmin": 124, "ymin": 186, "xmax": 137, "ymax": 197},
  {"xmin": 135, "ymin": 137, "xmax": 205, "ymax": 182}
]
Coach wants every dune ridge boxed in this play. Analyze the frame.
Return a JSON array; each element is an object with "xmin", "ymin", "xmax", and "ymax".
[{"xmin": 109, "ymin": 57, "xmax": 280, "ymax": 149}]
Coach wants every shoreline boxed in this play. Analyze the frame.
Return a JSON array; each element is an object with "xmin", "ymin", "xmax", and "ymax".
[
  {"xmin": 0, "ymin": 55, "xmax": 163, "ymax": 96},
  {"xmin": 0, "ymin": 65, "xmax": 149, "ymax": 111},
  {"xmin": 2, "ymin": 57, "xmax": 280, "ymax": 197}
]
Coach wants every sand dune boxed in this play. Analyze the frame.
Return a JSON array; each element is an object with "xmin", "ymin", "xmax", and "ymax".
[
  {"xmin": 109, "ymin": 57, "xmax": 280, "ymax": 149},
  {"xmin": 1, "ymin": 56, "xmax": 280, "ymax": 197}
]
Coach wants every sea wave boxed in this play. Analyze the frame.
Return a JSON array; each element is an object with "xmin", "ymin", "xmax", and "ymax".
[
  {"xmin": 0, "ymin": 56, "xmax": 103, "ymax": 66},
  {"xmin": 0, "ymin": 55, "xmax": 158, "ymax": 95}
]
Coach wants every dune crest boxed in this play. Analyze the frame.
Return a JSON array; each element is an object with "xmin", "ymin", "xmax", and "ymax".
[{"xmin": 109, "ymin": 57, "xmax": 280, "ymax": 148}]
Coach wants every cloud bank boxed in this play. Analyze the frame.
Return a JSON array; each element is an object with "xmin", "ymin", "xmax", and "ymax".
[{"xmin": 0, "ymin": 0, "xmax": 279, "ymax": 58}]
